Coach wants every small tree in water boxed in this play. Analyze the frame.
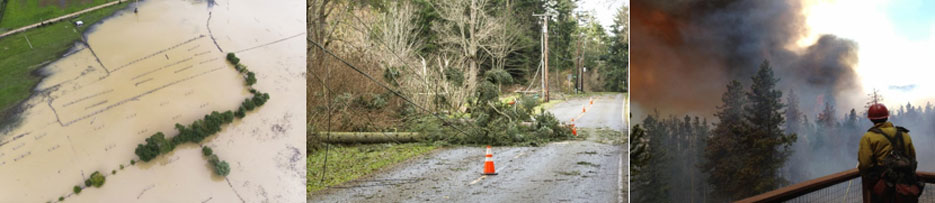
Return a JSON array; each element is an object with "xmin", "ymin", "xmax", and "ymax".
[
  {"xmin": 215, "ymin": 161, "xmax": 231, "ymax": 176},
  {"xmin": 90, "ymin": 171, "xmax": 106, "ymax": 188},
  {"xmin": 202, "ymin": 146, "xmax": 213, "ymax": 156},
  {"xmin": 226, "ymin": 53, "xmax": 240, "ymax": 65}
]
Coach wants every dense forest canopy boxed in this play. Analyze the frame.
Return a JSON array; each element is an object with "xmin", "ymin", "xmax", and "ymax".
[
  {"xmin": 632, "ymin": 64, "xmax": 935, "ymax": 201},
  {"xmin": 308, "ymin": 0, "xmax": 628, "ymax": 133}
]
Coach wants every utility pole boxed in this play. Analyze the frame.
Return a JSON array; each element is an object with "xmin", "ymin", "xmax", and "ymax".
[
  {"xmin": 574, "ymin": 33, "xmax": 580, "ymax": 94},
  {"xmin": 581, "ymin": 34, "xmax": 589, "ymax": 93},
  {"xmin": 534, "ymin": 13, "xmax": 554, "ymax": 102},
  {"xmin": 576, "ymin": 33, "xmax": 585, "ymax": 93}
]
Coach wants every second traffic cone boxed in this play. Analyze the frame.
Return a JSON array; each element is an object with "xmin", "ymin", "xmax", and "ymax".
[
  {"xmin": 572, "ymin": 127, "xmax": 577, "ymax": 136},
  {"xmin": 583, "ymin": 106, "xmax": 587, "ymax": 113},
  {"xmin": 483, "ymin": 146, "xmax": 497, "ymax": 175}
]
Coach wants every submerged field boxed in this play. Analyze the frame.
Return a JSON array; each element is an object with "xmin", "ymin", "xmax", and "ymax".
[
  {"xmin": 0, "ymin": 1, "xmax": 127, "ymax": 120},
  {"xmin": 0, "ymin": 0, "xmax": 306, "ymax": 202}
]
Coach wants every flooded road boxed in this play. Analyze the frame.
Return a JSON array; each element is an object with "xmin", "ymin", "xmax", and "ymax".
[
  {"xmin": 309, "ymin": 95, "xmax": 627, "ymax": 203},
  {"xmin": 0, "ymin": 0, "xmax": 305, "ymax": 202}
]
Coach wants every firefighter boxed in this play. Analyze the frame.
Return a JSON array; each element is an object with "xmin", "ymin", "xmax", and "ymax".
[{"xmin": 858, "ymin": 103, "xmax": 920, "ymax": 203}]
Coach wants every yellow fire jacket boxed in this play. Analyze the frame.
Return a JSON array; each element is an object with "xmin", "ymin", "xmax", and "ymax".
[{"xmin": 857, "ymin": 122, "xmax": 916, "ymax": 173}]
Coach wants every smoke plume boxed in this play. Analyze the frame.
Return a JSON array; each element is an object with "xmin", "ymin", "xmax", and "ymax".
[{"xmin": 631, "ymin": 0, "xmax": 861, "ymax": 119}]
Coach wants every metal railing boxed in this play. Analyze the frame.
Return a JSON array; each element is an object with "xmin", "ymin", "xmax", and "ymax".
[{"xmin": 736, "ymin": 169, "xmax": 935, "ymax": 203}]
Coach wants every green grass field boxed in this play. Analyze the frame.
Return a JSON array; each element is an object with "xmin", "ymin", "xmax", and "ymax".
[
  {"xmin": 0, "ymin": 0, "xmax": 114, "ymax": 31},
  {"xmin": 307, "ymin": 143, "xmax": 437, "ymax": 194},
  {"xmin": 0, "ymin": 2, "xmax": 127, "ymax": 116}
]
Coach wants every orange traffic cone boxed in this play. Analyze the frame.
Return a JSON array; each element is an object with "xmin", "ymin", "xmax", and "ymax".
[
  {"xmin": 590, "ymin": 99, "xmax": 593, "ymax": 105},
  {"xmin": 483, "ymin": 146, "xmax": 498, "ymax": 175},
  {"xmin": 583, "ymin": 106, "xmax": 587, "ymax": 113},
  {"xmin": 572, "ymin": 127, "xmax": 578, "ymax": 136}
]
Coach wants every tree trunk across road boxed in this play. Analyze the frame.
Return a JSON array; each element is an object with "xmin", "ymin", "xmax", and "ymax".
[
  {"xmin": 316, "ymin": 132, "xmax": 422, "ymax": 144},
  {"xmin": 308, "ymin": 93, "xmax": 628, "ymax": 202}
]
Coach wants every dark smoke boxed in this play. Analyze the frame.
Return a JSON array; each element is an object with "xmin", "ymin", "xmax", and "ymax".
[{"xmin": 631, "ymin": 0, "xmax": 861, "ymax": 119}]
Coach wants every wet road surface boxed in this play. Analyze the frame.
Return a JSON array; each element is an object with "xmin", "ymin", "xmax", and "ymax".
[{"xmin": 309, "ymin": 94, "xmax": 627, "ymax": 203}]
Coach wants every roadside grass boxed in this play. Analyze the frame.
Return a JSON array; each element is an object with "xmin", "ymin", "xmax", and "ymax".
[
  {"xmin": 0, "ymin": 0, "xmax": 5, "ymax": 28},
  {"xmin": 0, "ymin": 0, "xmax": 112, "ymax": 30},
  {"xmin": 307, "ymin": 143, "xmax": 437, "ymax": 195},
  {"xmin": 0, "ymin": 2, "xmax": 127, "ymax": 116}
]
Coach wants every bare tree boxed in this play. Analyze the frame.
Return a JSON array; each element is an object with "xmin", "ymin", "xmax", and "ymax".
[
  {"xmin": 433, "ymin": 54, "xmax": 471, "ymax": 111},
  {"xmin": 374, "ymin": 2, "xmax": 423, "ymax": 69},
  {"xmin": 432, "ymin": 0, "xmax": 501, "ymax": 107},
  {"xmin": 866, "ymin": 88, "xmax": 884, "ymax": 107},
  {"xmin": 484, "ymin": 7, "xmax": 522, "ymax": 72},
  {"xmin": 370, "ymin": 1, "xmax": 436, "ymax": 108},
  {"xmin": 309, "ymin": 0, "xmax": 341, "ymax": 80},
  {"xmin": 309, "ymin": 0, "xmax": 338, "ymax": 129}
]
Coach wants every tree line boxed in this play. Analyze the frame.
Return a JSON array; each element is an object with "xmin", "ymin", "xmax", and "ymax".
[
  {"xmin": 202, "ymin": 146, "xmax": 230, "ymax": 176},
  {"xmin": 133, "ymin": 52, "xmax": 269, "ymax": 177},
  {"xmin": 632, "ymin": 61, "xmax": 796, "ymax": 202},
  {"xmin": 631, "ymin": 59, "xmax": 935, "ymax": 202},
  {"xmin": 308, "ymin": 0, "xmax": 629, "ymax": 137}
]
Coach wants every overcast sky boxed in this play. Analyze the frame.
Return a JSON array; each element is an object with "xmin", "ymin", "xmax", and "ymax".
[{"xmin": 574, "ymin": 0, "xmax": 628, "ymax": 33}]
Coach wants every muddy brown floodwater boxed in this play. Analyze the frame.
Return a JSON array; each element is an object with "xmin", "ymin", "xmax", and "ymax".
[{"xmin": 0, "ymin": 0, "xmax": 305, "ymax": 202}]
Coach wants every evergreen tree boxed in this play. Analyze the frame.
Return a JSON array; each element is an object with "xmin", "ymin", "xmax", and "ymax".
[
  {"xmin": 704, "ymin": 61, "xmax": 796, "ymax": 200},
  {"xmin": 604, "ymin": 6, "xmax": 628, "ymax": 92},
  {"xmin": 844, "ymin": 109, "xmax": 858, "ymax": 129},
  {"xmin": 634, "ymin": 114, "xmax": 671, "ymax": 202},
  {"xmin": 634, "ymin": 113, "xmax": 711, "ymax": 202},
  {"xmin": 926, "ymin": 102, "xmax": 932, "ymax": 115},
  {"xmin": 688, "ymin": 116, "xmax": 709, "ymax": 202},
  {"xmin": 905, "ymin": 102, "xmax": 916, "ymax": 121},
  {"xmin": 630, "ymin": 124, "xmax": 649, "ymax": 178},
  {"xmin": 546, "ymin": 0, "xmax": 577, "ymax": 74},
  {"xmin": 741, "ymin": 61, "xmax": 795, "ymax": 197},
  {"xmin": 702, "ymin": 79, "xmax": 747, "ymax": 201},
  {"xmin": 817, "ymin": 102, "xmax": 836, "ymax": 127},
  {"xmin": 785, "ymin": 89, "xmax": 802, "ymax": 134}
]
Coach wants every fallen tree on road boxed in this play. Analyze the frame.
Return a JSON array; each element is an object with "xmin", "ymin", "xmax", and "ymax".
[{"xmin": 315, "ymin": 132, "xmax": 423, "ymax": 144}]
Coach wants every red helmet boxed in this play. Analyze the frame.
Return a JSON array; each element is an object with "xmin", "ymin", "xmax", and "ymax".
[{"xmin": 868, "ymin": 103, "xmax": 889, "ymax": 120}]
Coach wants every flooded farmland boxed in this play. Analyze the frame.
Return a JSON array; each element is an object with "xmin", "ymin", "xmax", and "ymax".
[{"xmin": 0, "ymin": 0, "xmax": 305, "ymax": 202}]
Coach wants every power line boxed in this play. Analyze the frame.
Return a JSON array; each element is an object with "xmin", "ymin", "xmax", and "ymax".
[
  {"xmin": 309, "ymin": 61, "xmax": 335, "ymax": 184},
  {"xmin": 310, "ymin": 5, "xmax": 472, "ymax": 184},
  {"xmin": 347, "ymin": 9, "xmax": 436, "ymax": 91},
  {"xmin": 309, "ymin": 39, "xmax": 472, "ymax": 139}
]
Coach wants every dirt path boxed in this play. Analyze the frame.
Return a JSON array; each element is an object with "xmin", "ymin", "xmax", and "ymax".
[
  {"xmin": 309, "ymin": 94, "xmax": 627, "ymax": 202},
  {"xmin": 0, "ymin": 0, "xmax": 123, "ymax": 39}
]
